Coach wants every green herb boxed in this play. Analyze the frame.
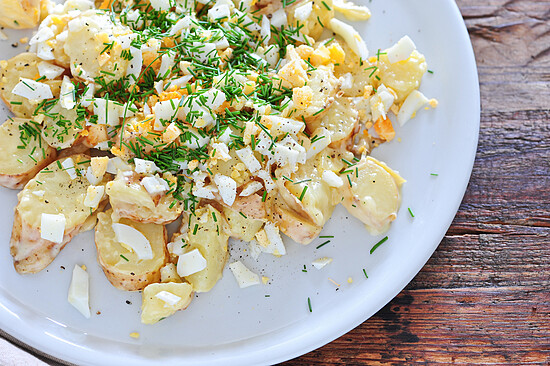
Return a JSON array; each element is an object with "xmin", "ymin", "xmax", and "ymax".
[
  {"xmin": 298, "ymin": 185, "xmax": 308, "ymax": 201},
  {"xmin": 120, "ymin": 254, "xmax": 129, "ymax": 262},
  {"xmin": 316, "ymin": 240, "xmax": 330, "ymax": 249},
  {"xmin": 362, "ymin": 268, "xmax": 368, "ymax": 278},
  {"xmin": 307, "ymin": 297, "xmax": 312, "ymax": 312},
  {"xmin": 408, "ymin": 207, "xmax": 415, "ymax": 218},
  {"xmin": 370, "ymin": 236, "xmax": 388, "ymax": 254}
]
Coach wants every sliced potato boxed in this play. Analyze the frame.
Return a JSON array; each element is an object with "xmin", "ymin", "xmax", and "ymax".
[
  {"xmin": 276, "ymin": 153, "xmax": 336, "ymax": 228},
  {"xmin": 10, "ymin": 154, "xmax": 109, "ymax": 273},
  {"xmin": 222, "ymin": 205, "xmax": 265, "ymax": 242},
  {"xmin": 141, "ymin": 282, "xmax": 193, "ymax": 324},
  {"xmin": 375, "ymin": 51, "xmax": 427, "ymax": 103},
  {"xmin": 268, "ymin": 192, "xmax": 322, "ymax": 244},
  {"xmin": 181, "ymin": 205, "xmax": 229, "ymax": 293},
  {"xmin": 64, "ymin": 11, "xmax": 132, "ymax": 82},
  {"xmin": 106, "ymin": 171, "xmax": 183, "ymax": 224},
  {"xmin": 290, "ymin": 65, "xmax": 340, "ymax": 121},
  {"xmin": 41, "ymin": 100, "xmax": 85, "ymax": 149},
  {"xmin": 0, "ymin": 0, "xmax": 41, "ymax": 29},
  {"xmin": 0, "ymin": 53, "xmax": 62, "ymax": 117},
  {"xmin": 0, "ymin": 118, "xmax": 56, "ymax": 189},
  {"xmin": 95, "ymin": 210, "xmax": 168, "ymax": 291},
  {"xmin": 341, "ymin": 156, "xmax": 405, "ymax": 235},
  {"xmin": 307, "ymin": 97, "xmax": 358, "ymax": 145}
]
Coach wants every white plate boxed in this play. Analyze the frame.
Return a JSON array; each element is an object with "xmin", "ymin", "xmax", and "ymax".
[{"xmin": 0, "ymin": 0, "xmax": 479, "ymax": 364}]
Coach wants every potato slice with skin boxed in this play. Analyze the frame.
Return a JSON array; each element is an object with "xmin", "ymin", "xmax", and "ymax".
[
  {"xmin": 182, "ymin": 205, "xmax": 229, "ymax": 293},
  {"xmin": 95, "ymin": 210, "xmax": 168, "ymax": 291},
  {"xmin": 0, "ymin": 0, "xmax": 41, "ymax": 29},
  {"xmin": 268, "ymin": 192, "xmax": 322, "ymax": 244},
  {"xmin": 276, "ymin": 152, "xmax": 337, "ymax": 228},
  {"xmin": 342, "ymin": 156, "xmax": 405, "ymax": 235},
  {"xmin": 0, "ymin": 53, "xmax": 63, "ymax": 117},
  {"xmin": 141, "ymin": 282, "xmax": 193, "ymax": 324},
  {"xmin": 106, "ymin": 171, "xmax": 183, "ymax": 224},
  {"xmin": 10, "ymin": 154, "xmax": 110, "ymax": 273},
  {"xmin": 0, "ymin": 118, "xmax": 56, "ymax": 189}
]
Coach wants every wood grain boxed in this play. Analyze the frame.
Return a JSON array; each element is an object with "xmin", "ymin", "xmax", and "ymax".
[{"xmin": 285, "ymin": 0, "xmax": 550, "ymax": 364}]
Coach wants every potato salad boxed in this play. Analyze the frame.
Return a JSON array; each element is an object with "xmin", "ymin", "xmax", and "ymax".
[{"xmin": 0, "ymin": 0, "xmax": 436, "ymax": 324}]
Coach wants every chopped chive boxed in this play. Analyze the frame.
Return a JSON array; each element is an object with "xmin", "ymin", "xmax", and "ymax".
[
  {"xmin": 239, "ymin": 211, "xmax": 247, "ymax": 218},
  {"xmin": 120, "ymin": 254, "xmax": 129, "ymax": 262},
  {"xmin": 408, "ymin": 207, "xmax": 415, "ymax": 218},
  {"xmin": 307, "ymin": 297, "xmax": 312, "ymax": 312},
  {"xmin": 430, "ymin": 173, "xmax": 439, "ymax": 176},
  {"xmin": 363, "ymin": 269, "xmax": 368, "ymax": 278},
  {"xmin": 298, "ymin": 185, "xmax": 308, "ymax": 201},
  {"xmin": 321, "ymin": 0, "xmax": 331, "ymax": 10},
  {"xmin": 316, "ymin": 240, "xmax": 330, "ymax": 249},
  {"xmin": 319, "ymin": 235, "xmax": 334, "ymax": 238},
  {"xmin": 193, "ymin": 224, "xmax": 199, "ymax": 235},
  {"xmin": 312, "ymin": 108, "xmax": 324, "ymax": 116},
  {"xmin": 262, "ymin": 190, "xmax": 267, "ymax": 202},
  {"xmin": 370, "ymin": 236, "xmax": 388, "ymax": 254},
  {"xmin": 428, "ymin": 69, "xmax": 434, "ymax": 74},
  {"xmin": 265, "ymin": 295, "xmax": 270, "ymax": 297},
  {"xmin": 212, "ymin": 211, "xmax": 217, "ymax": 222}
]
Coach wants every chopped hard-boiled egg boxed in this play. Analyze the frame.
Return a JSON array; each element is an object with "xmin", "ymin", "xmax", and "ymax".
[
  {"xmin": 312, "ymin": 257, "xmax": 333, "ymax": 269},
  {"xmin": 134, "ymin": 158, "xmax": 160, "ymax": 174},
  {"xmin": 60, "ymin": 76, "xmax": 76, "ymax": 110},
  {"xmin": 397, "ymin": 90, "xmax": 432, "ymax": 126},
  {"xmin": 386, "ymin": 35, "xmax": 417, "ymax": 64},
  {"xmin": 322, "ymin": 170, "xmax": 344, "ymax": 187},
  {"xmin": 68, "ymin": 264, "xmax": 91, "ymax": 319},
  {"xmin": 83, "ymin": 186, "xmax": 105, "ymax": 210},
  {"xmin": 37, "ymin": 61, "xmax": 65, "ymax": 80},
  {"xmin": 61, "ymin": 158, "xmax": 78, "ymax": 180},
  {"xmin": 214, "ymin": 174, "xmax": 237, "ymax": 206},
  {"xmin": 155, "ymin": 290, "xmax": 182, "ymax": 306},
  {"xmin": 40, "ymin": 213, "xmax": 66, "ymax": 244},
  {"xmin": 332, "ymin": 0, "xmax": 371, "ymax": 21},
  {"xmin": 12, "ymin": 78, "xmax": 53, "ymax": 100},
  {"xmin": 329, "ymin": 18, "xmax": 369, "ymax": 60},
  {"xmin": 229, "ymin": 261, "xmax": 260, "ymax": 288},
  {"xmin": 177, "ymin": 249, "xmax": 207, "ymax": 277},
  {"xmin": 141, "ymin": 175, "xmax": 169, "ymax": 195},
  {"xmin": 112, "ymin": 223, "xmax": 153, "ymax": 260}
]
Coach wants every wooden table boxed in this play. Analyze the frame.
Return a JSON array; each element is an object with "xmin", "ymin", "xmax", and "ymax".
[
  {"xmin": 286, "ymin": 0, "xmax": 550, "ymax": 364},
  {"xmin": 1, "ymin": 1, "xmax": 548, "ymax": 365}
]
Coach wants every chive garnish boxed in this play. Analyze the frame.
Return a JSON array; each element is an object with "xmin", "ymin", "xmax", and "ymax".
[{"xmin": 370, "ymin": 236, "xmax": 388, "ymax": 254}]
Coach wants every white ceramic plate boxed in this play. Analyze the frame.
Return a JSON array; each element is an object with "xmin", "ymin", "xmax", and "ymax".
[{"xmin": 0, "ymin": 0, "xmax": 479, "ymax": 364}]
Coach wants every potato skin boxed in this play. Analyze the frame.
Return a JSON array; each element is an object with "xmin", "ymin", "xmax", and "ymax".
[
  {"xmin": 10, "ymin": 208, "xmax": 82, "ymax": 274},
  {"xmin": 0, "ymin": 118, "xmax": 57, "ymax": 189},
  {"xmin": 10, "ymin": 154, "xmax": 109, "ymax": 273},
  {"xmin": 95, "ymin": 211, "xmax": 169, "ymax": 291},
  {"xmin": 0, "ymin": 53, "xmax": 62, "ymax": 117}
]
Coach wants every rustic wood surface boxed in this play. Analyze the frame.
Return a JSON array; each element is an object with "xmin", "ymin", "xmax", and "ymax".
[
  {"xmin": 1, "ymin": 1, "xmax": 548, "ymax": 365},
  {"xmin": 285, "ymin": 0, "xmax": 550, "ymax": 364}
]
